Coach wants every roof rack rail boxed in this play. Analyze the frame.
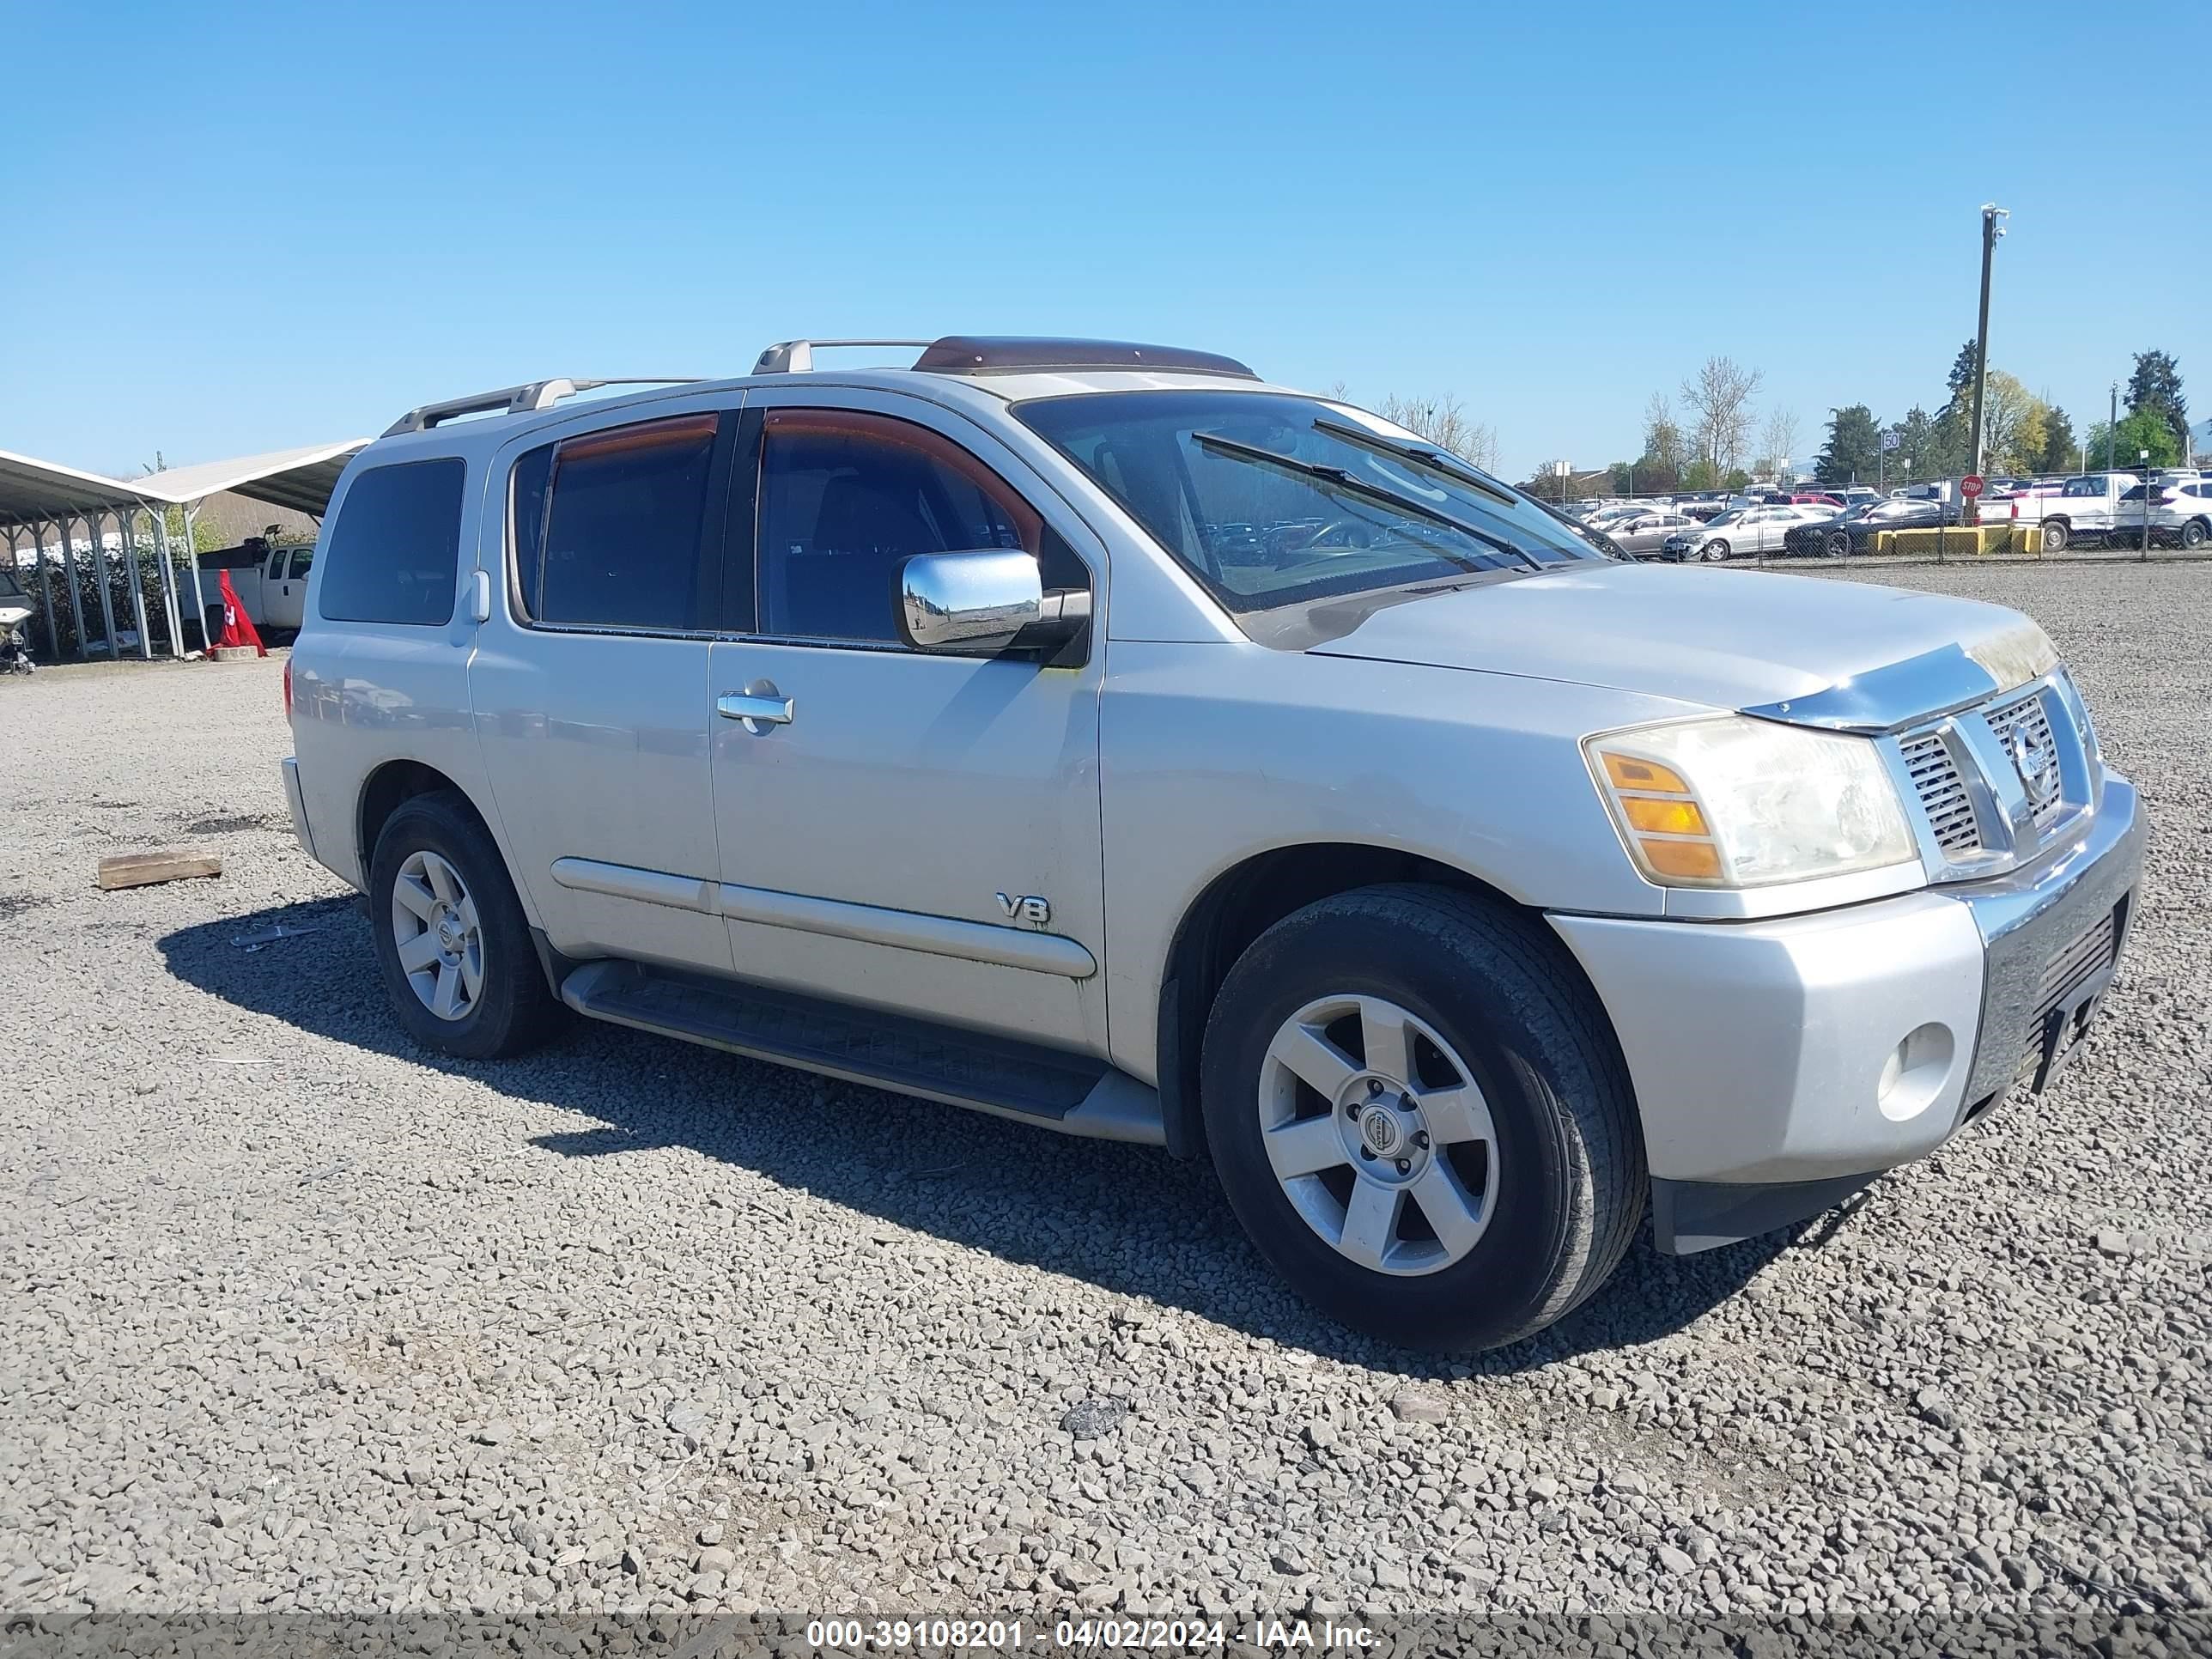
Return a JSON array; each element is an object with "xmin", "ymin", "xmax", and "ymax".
[
  {"xmin": 750, "ymin": 337, "xmax": 1260, "ymax": 380},
  {"xmin": 381, "ymin": 378, "xmax": 704, "ymax": 439},
  {"xmin": 914, "ymin": 337, "xmax": 1258, "ymax": 379},
  {"xmin": 751, "ymin": 340, "xmax": 931, "ymax": 375}
]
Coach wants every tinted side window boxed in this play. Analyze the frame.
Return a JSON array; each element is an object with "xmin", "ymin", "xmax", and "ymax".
[
  {"xmin": 522, "ymin": 413, "xmax": 720, "ymax": 631},
  {"xmin": 756, "ymin": 410, "xmax": 1079, "ymax": 643},
  {"xmin": 319, "ymin": 459, "xmax": 465, "ymax": 625}
]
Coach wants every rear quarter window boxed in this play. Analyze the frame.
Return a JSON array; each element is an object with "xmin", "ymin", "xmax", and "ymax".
[{"xmin": 318, "ymin": 458, "xmax": 466, "ymax": 625}]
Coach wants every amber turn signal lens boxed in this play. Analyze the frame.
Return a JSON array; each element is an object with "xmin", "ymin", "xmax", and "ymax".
[
  {"xmin": 1602, "ymin": 752, "xmax": 1692, "ymax": 794},
  {"xmin": 1638, "ymin": 837, "xmax": 1723, "ymax": 879},
  {"xmin": 1622, "ymin": 796, "xmax": 1709, "ymax": 836}
]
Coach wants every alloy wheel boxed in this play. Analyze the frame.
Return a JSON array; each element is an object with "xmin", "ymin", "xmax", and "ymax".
[
  {"xmin": 391, "ymin": 849, "xmax": 483, "ymax": 1022},
  {"xmin": 1255, "ymin": 994, "xmax": 1498, "ymax": 1277}
]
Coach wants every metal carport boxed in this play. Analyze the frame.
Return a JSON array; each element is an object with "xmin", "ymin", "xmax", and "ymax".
[{"xmin": 0, "ymin": 440, "xmax": 367, "ymax": 661}]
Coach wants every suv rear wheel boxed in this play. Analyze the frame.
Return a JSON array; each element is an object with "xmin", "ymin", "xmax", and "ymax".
[
  {"xmin": 369, "ymin": 791, "xmax": 567, "ymax": 1060},
  {"xmin": 1200, "ymin": 884, "xmax": 1644, "ymax": 1352},
  {"xmin": 2181, "ymin": 519, "xmax": 2208, "ymax": 550}
]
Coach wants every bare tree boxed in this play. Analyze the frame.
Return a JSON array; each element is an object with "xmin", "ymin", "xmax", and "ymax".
[
  {"xmin": 1758, "ymin": 408, "xmax": 1802, "ymax": 479},
  {"xmin": 1641, "ymin": 392, "xmax": 1685, "ymax": 475},
  {"xmin": 1681, "ymin": 356, "xmax": 1764, "ymax": 474},
  {"xmin": 1376, "ymin": 392, "xmax": 1501, "ymax": 473}
]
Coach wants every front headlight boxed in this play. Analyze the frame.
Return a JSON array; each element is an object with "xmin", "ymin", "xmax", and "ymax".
[{"xmin": 1585, "ymin": 716, "xmax": 1917, "ymax": 888}]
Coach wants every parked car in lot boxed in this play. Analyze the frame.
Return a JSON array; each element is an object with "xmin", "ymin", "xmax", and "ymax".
[
  {"xmin": 2105, "ymin": 481, "xmax": 2212, "ymax": 550},
  {"xmin": 1660, "ymin": 503, "xmax": 1831, "ymax": 562},
  {"xmin": 282, "ymin": 337, "xmax": 2144, "ymax": 1353},
  {"xmin": 1603, "ymin": 507, "xmax": 1702, "ymax": 559},
  {"xmin": 1998, "ymin": 473, "xmax": 2142, "ymax": 551},
  {"xmin": 1782, "ymin": 495, "xmax": 1966, "ymax": 558}
]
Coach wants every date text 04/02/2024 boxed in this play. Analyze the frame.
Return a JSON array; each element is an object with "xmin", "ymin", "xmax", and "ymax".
[{"xmin": 801, "ymin": 1617, "xmax": 1377, "ymax": 1650}]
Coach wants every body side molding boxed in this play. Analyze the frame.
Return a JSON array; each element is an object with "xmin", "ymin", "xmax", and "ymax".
[{"xmin": 550, "ymin": 856, "xmax": 1096, "ymax": 979}]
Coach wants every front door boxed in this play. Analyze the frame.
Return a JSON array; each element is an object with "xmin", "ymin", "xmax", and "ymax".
[
  {"xmin": 707, "ymin": 393, "xmax": 1108, "ymax": 1054},
  {"xmin": 270, "ymin": 546, "xmax": 313, "ymax": 630}
]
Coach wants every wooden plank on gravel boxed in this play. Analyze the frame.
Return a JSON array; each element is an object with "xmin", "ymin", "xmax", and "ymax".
[{"xmin": 95, "ymin": 848, "xmax": 223, "ymax": 890}]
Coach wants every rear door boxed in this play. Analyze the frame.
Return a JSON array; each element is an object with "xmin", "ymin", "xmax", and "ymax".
[
  {"xmin": 1747, "ymin": 507, "xmax": 1791, "ymax": 553},
  {"xmin": 468, "ymin": 397, "xmax": 742, "ymax": 974},
  {"xmin": 704, "ymin": 391, "xmax": 1109, "ymax": 1054}
]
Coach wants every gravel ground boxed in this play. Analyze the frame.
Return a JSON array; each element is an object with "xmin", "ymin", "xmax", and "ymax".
[{"xmin": 1, "ymin": 563, "xmax": 2207, "ymax": 1642}]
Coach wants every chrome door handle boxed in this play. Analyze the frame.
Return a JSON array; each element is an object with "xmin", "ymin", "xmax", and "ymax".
[{"xmin": 718, "ymin": 687, "xmax": 794, "ymax": 733}]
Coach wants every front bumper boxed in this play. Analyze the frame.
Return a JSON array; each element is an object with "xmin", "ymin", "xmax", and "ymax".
[{"xmin": 1550, "ymin": 774, "xmax": 2142, "ymax": 1251}]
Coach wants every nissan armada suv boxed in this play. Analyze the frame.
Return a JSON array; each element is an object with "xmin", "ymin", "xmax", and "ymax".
[{"xmin": 281, "ymin": 337, "xmax": 2142, "ymax": 1352}]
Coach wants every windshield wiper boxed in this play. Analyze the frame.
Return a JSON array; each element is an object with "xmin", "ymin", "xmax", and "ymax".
[
  {"xmin": 1310, "ymin": 416, "xmax": 1521, "ymax": 507},
  {"xmin": 1190, "ymin": 432, "xmax": 1547, "ymax": 571}
]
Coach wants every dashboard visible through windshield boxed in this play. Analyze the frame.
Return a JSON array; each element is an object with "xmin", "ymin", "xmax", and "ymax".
[{"xmin": 1016, "ymin": 390, "xmax": 1598, "ymax": 614}]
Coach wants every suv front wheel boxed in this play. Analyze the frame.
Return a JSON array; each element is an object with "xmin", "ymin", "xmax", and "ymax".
[
  {"xmin": 369, "ymin": 791, "xmax": 566, "ymax": 1060},
  {"xmin": 1201, "ymin": 885, "xmax": 1645, "ymax": 1352}
]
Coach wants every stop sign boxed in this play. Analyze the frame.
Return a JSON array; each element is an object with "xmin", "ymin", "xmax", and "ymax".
[{"xmin": 1961, "ymin": 475, "xmax": 1984, "ymax": 499}]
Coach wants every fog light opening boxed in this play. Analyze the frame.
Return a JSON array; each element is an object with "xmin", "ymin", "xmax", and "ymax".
[{"xmin": 1877, "ymin": 1022, "xmax": 1956, "ymax": 1122}]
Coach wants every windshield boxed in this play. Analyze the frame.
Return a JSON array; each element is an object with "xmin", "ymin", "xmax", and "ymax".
[
  {"xmin": 0, "ymin": 565, "xmax": 26, "ymax": 600},
  {"xmin": 1016, "ymin": 391, "xmax": 1596, "ymax": 613},
  {"xmin": 1704, "ymin": 509, "xmax": 1747, "ymax": 527}
]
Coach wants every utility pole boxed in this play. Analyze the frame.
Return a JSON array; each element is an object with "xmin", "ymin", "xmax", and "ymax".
[
  {"xmin": 1966, "ymin": 204, "xmax": 2008, "ymax": 525},
  {"xmin": 2108, "ymin": 383, "xmax": 2118, "ymax": 472},
  {"xmin": 2141, "ymin": 448, "xmax": 2152, "ymax": 562}
]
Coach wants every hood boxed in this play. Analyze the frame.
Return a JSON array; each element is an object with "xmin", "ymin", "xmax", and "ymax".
[{"xmin": 1308, "ymin": 562, "xmax": 2044, "ymax": 714}]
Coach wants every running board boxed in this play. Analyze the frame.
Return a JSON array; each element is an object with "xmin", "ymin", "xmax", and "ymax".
[{"xmin": 558, "ymin": 960, "xmax": 1164, "ymax": 1146}]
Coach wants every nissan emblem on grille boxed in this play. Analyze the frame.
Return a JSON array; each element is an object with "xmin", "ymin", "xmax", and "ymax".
[{"xmin": 2011, "ymin": 721, "xmax": 2057, "ymax": 806}]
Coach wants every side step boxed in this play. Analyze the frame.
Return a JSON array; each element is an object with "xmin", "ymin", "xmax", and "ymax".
[{"xmin": 559, "ymin": 960, "xmax": 1164, "ymax": 1146}]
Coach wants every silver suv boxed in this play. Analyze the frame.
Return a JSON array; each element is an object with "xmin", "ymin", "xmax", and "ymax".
[{"xmin": 281, "ymin": 337, "xmax": 2142, "ymax": 1352}]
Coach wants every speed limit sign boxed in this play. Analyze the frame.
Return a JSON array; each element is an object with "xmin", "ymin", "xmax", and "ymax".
[{"xmin": 1961, "ymin": 475, "xmax": 1984, "ymax": 499}]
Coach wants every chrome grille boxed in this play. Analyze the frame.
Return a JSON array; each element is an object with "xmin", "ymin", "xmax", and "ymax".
[
  {"xmin": 1901, "ymin": 732, "xmax": 1979, "ymax": 855},
  {"xmin": 1986, "ymin": 690, "xmax": 2064, "ymax": 830},
  {"xmin": 1893, "ymin": 673, "xmax": 2090, "ymax": 875}
]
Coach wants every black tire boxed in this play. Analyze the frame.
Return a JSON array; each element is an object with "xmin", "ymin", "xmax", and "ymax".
[
  {"xmin": 368, "ymin": 790, "xmax": 567, "ymax": 1060},
  {"xmin": 1700, "ymin": 539, "xmax": 1729, "ymax": 562},
  {"xmin": 1200, "ymin": 884, "xmax": 1645, "ymax": 1353},
  {"xmin": 1826, "ymin": 530, "xmax": 1852, "ymax": 559},
  {"xmin": 2183, "ymin": 519, "xmax": 2209, "ymax": 550},
  {"xmin": 2042, "ymin": 520, "xmax": 2069, "ymax": 552}
]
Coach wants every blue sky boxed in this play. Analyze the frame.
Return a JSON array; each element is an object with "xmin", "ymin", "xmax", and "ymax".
[{"xmin": 4, "ymin": 0, "xmax": 2205, "ymax": 482}]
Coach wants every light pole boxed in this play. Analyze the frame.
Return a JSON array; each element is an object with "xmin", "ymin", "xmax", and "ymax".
[
  {"xmin": 2108, "ymin": 383, "xmax": 2118, "ymax": 472},
  {"xmin": 1966, "ymin": 204, "xmax": 2008, "ymax": 524}
]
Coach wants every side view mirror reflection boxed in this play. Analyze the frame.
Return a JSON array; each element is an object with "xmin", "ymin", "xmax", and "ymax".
[{"xmin": 896, "ymin": 550, "xmax": 1087, "ymax": 656}]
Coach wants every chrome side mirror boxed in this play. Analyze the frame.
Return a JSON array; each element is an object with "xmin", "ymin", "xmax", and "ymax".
[{"xmin": 898, "ymin": 550, "xmax": 1085, "ymax": 655}]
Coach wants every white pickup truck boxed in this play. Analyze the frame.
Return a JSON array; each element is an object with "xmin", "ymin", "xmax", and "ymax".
[
  {"xmin": 1994, "ymin": 473, "xmax": 2141, "ymax": 551},
  {"xmin": 189, "ymin": 538, "xmax": 315, "ymax": 641}
]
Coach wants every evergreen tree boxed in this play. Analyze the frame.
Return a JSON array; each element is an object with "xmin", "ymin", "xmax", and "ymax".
[
  {"xmin": 1886, "ymin": 407, "xmax": 1937, "ymax": 483},
  {"xmin": 2124, "ymin": 350, "xmax": 2188, "ymax": 449},
  {"xmin": 1816, "ymin": 405, "xmax": 1883, "ymax": 484},
  {"xmin": 1946, "ymin": 340, "xmax": 1980, "ymax": 404},
  {"xmin": 2037, "ymin": 406, "xmax": 2076, "ymax": 475}
]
